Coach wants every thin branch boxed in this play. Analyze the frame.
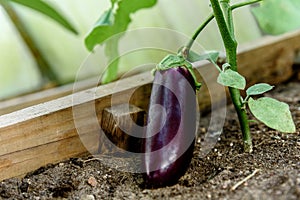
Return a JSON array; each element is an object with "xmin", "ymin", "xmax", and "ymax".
[
  {"xmin": 231, "ymin": 0, "xmax": 263, "ymax": 10},
  {"xmin": 231, "ymin": 169, "xmax": 260, "ymax": 191}
]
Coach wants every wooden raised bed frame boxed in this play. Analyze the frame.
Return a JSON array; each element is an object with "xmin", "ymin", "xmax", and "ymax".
[{"xmin": 1, "ymin": 30, "xmax": 300, "ymax": 181}]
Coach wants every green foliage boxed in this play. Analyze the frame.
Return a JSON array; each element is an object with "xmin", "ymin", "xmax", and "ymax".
[
  {"xmin": 246, "ymin": 83, "xmax": 274, "ymax": 96},
  {"xmin": 252, "ymin": 0, "xmax": 300, "ymax": 35},
  {"xmin": 245, "ymin": 83, "xmax": 295, "ymax": 133},
  {"xmin": 248, "ymin": 97, "xmax": 296, "ymax": 133},
  {"xmin": 9, "ymin": 0, "xmax": 78, "ymax": 34},
  {"xmin": 84, "ymin": 0, "xmax": 157, "ymax": 83},
  {"xmin": 217, "ymin": 68, "xmax": 246, "ymax": 90},
  {"xmin": 85, "ymin": 0, "xmax": 157, "ymax": 51}
]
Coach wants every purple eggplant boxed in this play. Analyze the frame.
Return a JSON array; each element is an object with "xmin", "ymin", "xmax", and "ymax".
[{"xmin": 142, "ymin": 66, "xmax": 197, "ymax": 188}]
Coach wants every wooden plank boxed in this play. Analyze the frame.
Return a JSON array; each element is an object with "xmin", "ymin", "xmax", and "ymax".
[
  {"xmin": 0, "ymin": 72, "xmax": 152, "ymax": 156},
  {"xmin": 0, "ymin": 134, "xmax": 97, "ymax": 181},
  {"xmin": 237, "ymin": 30, "xmax": 300, "ymax": 86},
  {"xmin": 0, "ymin": 77, "xmax": 99, "ymax": 116},
  {"xmin": 0, "ymin": 30, "xmax": 300, "ymax": 181}
]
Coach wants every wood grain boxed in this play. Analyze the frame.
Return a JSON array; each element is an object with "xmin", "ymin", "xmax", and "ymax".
[{"xmin": 99, "ymin": 104, "xmax": 146, "ymax": 154}]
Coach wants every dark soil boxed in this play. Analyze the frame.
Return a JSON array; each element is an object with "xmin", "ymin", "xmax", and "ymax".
[{"xmin": 1, "ymin": 81, "xmax": 299, "ymax": 200}]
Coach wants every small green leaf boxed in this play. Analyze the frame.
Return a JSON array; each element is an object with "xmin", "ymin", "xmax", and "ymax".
[
  {"xmin": 251, "ymin": 0, "xmax": 300, "ymax": 35},
  {"xmin": 246, "ymin": 83, "xmax": 274, "ymax": 96},
  {"xmin": 248, "ymin": 97, "xmax": 296, "ymax": 133},
  {"xmin": 187, "ymin": 51, "xmax": 219, "ymax": 63},
  {"xmin": 9, "ymin": 0, "xmax": 78, "ymax": 34},
  {"xmin": 217, "ymin": 69, "xmax": 246, "ymax": 90}
]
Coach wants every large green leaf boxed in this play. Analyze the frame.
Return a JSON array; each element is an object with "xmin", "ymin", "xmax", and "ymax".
[
  {"xmin": 9, "ymin": 0, "xmax": 77, "ymax": 34},
  {"xmin": 85, "ymin": 0, "xmax": 157, "ymax": 51},
  {"xmin": 217, "ymin": 69, "xmax": 246, "ymax": 90},
  {"xmin": 248, "ymin": 97, "xmax": 296, "ymax": 133},
  {"xmin": 251, "ymin": 0, "xmax": 300, "ymax": 35},
  {"xmin": 85, "ymin": 0, "xmax": 157, "ymax": 83}
]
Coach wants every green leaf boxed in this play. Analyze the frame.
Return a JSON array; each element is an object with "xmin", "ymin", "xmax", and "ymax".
[
  {"xmin": 248, "ymin": 97, "xmax": 296, "ymax": 133},
  {"xmin": 246, "ymin": 83, "xmax": 274, "ymax": 96},
  {"xmin": 9, "ymin": 0, "xmax": 78, "ymax": 34},
  {"xmin": 84, "ymin": 8, "xmax": 115, "ymax": 51},
  {"xmin": 251, "ymin": 0, "xmax": 300, "ymax": 35},
  {"xmin": 217, "ymin": 69, "xmax": 246, "ymax": 90},
  {"xmin": 187, "ymin": 50, "xmax": 219, "ymax": 63},
  {"xmin": 85, "ymin": 0, "xmax": 157, "ymax": 51},
  {"xmin": 85, "ymin": 0, "xmax": 157, "ymax": 83}
]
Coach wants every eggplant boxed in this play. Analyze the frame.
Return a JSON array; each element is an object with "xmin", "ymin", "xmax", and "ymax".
[{"xmin": 142, "ymin": 65, "xmax": 197, "ymax": 188}]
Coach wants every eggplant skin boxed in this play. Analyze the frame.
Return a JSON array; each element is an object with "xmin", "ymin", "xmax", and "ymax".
[{"xmin": 142, "ymin": 66, "xmax": 197, "ymax": 188}]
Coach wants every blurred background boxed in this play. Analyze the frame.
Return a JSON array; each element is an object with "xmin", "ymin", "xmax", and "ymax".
[{"xmin": 0, "ymin": 0, "xmax": 262, "ymax": 100}]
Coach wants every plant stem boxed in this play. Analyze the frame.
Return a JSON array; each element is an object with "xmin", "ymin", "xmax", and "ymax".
[
  {"xmin": 220, "ymin": 0, "xmax": 235, "ymax": 39},
  {"xmin": 185, "ymin": 13, "xmax": 214, "ymax": 51},
  {"xmin": 210, "ymin": 0, "xmax": 252, "ymax": 153},
  {"xmin": 183, "ymin": 0, "xmax": 263, "ymax": 151},
  {"xmin": 231, "ymin": 0, "xmax": 262, "ymax": 10},
  {"xmin": 185, "ymin": 0, "xmax": 263, "ymax": 52},
  {"xmin": 1, "ymin": 0, "xmax": 59, "ymax": 85},
  {"xmin": 229, "ymin": 88, "xmax": 253, "ymax": 152},
  {"xmin": 101, "ymin": 37, "xmax": 120, "ymax": 84}
]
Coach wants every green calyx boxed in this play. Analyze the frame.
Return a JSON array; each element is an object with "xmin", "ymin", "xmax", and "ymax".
[{"xmin": 154, "ymin": 54, "xmax": 201, "ymax": 90}]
